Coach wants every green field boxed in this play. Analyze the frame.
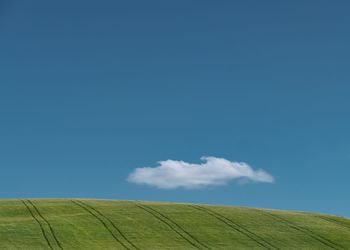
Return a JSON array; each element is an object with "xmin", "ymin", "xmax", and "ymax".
[{"xmin": 0, "ymin": 199, "xmax": 349, "ymax": 249}]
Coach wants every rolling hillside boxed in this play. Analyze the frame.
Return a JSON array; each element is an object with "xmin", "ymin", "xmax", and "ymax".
[{"xmin": 0, "ymin": 199, "xmax": 349, "ymax": 249}]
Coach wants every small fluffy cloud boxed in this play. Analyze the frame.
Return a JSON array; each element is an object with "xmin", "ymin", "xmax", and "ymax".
[{"xmin": 127, "ymin": 156, "xmax": 274, "ymax": 189}]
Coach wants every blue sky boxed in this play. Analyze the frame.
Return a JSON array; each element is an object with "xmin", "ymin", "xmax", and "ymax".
[{"xmin": 1, "ymin": 1, "xmax": 349, "ymax": 217}]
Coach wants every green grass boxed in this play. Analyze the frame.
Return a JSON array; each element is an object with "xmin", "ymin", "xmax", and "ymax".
[{"xmin": 0, "ymin": 199, "xmax": 349, "ymax": 249}]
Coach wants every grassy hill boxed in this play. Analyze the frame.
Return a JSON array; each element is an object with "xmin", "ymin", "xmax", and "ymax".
[{"xmin": 0, "ymin": 199, "xmax": 349, "ymax": 249}]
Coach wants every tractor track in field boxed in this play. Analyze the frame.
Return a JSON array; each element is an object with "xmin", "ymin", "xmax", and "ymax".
[
  {"xmin": 71, "ymin": 200, "xmax": 139, "ymax": 250},
  {"xmin": 189, "ymin": 205, "xmax": 278, "ymax": 250},
  {"xmin": 135, "ymin": 204, "xmax": 210, "ymax": 250},
  {"xmin": 316, "ymin": 216, "xmax": 350, "ymax": 230},
  {"xmin": 26, "ymin": 200, "xmax": 63, "ymax": 250},
  {"xmin": 77, "ymin": 200, "xmax": 140, "ymax": 250},
  {"xmin": 21, "ymin": 200, "xmax": 54, "ymax": 250},
  {"xmin": 260, "ymin": 210, "xmax": 345, "ymax": 250}
]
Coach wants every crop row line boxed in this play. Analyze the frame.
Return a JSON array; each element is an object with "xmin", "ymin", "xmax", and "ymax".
[
  {"xmin": 71, "ymin": 200, "xmax": 139, "ymax": 250},
  {"xmin": 135, "ymin": 204, "xmax": 210, "ymax": 250},
  {"xmin": 260, "ymin": 211, "xmax": 344, "ymax": 250},
  {"xmin": 316, "ymin": 216, "xmax": 350, "ymax": 230},
  {"xmin": 189, "ymin": 205, "xmax": 278, "ymax": 250},
  {"xmin": 21, "ymin": 200, "xmax": 63, "ymax": 250}
]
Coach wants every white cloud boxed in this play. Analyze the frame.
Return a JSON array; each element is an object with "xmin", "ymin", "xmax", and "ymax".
[{"xmin": 127, "ymin": 156, "xmax": 274, "ymax": 189}]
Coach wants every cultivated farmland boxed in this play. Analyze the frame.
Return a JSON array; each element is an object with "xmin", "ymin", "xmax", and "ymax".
[{"xmin": 0, "ymin": 199, "xmax": 349, "ymax": 249}]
